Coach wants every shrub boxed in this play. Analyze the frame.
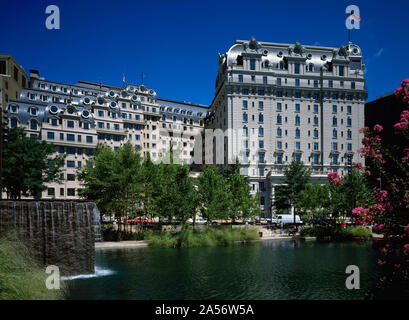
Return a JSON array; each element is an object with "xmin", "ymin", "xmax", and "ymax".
[
  {"xmin": 145, "ymin": 226, "xmax": 259, "ymax": 248},
  {"xmin": 300, "ymin": 226, "xmax": 372, "ymax": 239}
]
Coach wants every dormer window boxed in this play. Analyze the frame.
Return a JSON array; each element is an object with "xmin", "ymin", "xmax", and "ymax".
[
  {"xmin": 236, "ymin": 55, "xmax": 243, "ymax": 66},
  {"xmin": 30, "ymin": 107, "xmax": 38, "ymax": 116},
  {"xmin": 67, "ymin": 107, "xmax": 75, "ymax": 115},
  {"xmin": 10, "ymin": 105, "xmax": 18, "ymax": 113}
]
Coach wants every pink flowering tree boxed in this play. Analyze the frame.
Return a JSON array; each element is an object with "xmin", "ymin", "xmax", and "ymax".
[{"xmin": 354, "ymin": 79, "xmax": 409, "ymax": 298}]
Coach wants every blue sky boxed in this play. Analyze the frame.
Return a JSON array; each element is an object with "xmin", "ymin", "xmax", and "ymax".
[{"xmin": 1, "ymin": 0, "xmax": 408, "ymax": 105}]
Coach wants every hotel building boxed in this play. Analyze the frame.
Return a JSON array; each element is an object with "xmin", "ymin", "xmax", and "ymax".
[
  {"xmin": 4, "ymin": 71, "xmax": 208, "ymax": 199},
  {"xmin": 205, "ymin": 37, "xmax": 367, "ymax": 217}
]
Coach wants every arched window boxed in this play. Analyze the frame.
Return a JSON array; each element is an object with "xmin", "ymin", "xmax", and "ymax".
[
  {"xmin": 333, "ymin": 117, "xmax": 337, "ymax": 126},
  {"xmin": 308, "ymin": 63, "xmax": 314, "ymax": 72},
  {"xmin": 264, "ymin": 60, "xmax": 269, "ymax": 68},
  {"xmin": 279, "ymin": 61, "xmax": 284, "ymax": 70},
  {"xmin": 277, "ymin": 114, "xmax": 282, "ymax": 124},
  {"xmin": 277, "ymin": 127, "xmax": 282, "ymax": 137}
]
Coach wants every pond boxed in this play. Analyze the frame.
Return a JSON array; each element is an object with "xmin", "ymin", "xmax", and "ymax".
[{"xmin": 65, "ymin": 240, "xmax": 379, "ymax": 300}]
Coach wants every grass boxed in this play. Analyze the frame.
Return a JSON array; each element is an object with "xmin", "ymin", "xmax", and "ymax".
[
  {"xmin": 300, "ymin": 225, "xmax": 372, "ymax": 240},
  {"xmin": 145, "ymin": 226, "xmax": 260, "ymax": 248},
  {"xmin": 0, "ymin": 232, "xmax": 66, "ymax": 300}
]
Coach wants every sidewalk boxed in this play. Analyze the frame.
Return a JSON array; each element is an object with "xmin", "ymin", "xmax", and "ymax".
[{"xmin": 95, "ymin": 240, "xmax": 148, "ymax": 249}]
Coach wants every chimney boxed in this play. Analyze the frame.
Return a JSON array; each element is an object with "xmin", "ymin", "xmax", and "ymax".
[{"xmin": 29, "ymin": 69, "xmax": 39, "ymax": 80}]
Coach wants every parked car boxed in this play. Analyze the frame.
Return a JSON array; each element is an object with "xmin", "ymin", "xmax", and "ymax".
[
  {"xmin": 271, "ymin": 215, "xmax": 303, "ymax": 225},
  {"xmin": 126, "ymin": 217, "xmax": 154, "ymax": 225},
  {"xmin": 187, "ymin": 218, "xmax": 208, "ymax": 224}
]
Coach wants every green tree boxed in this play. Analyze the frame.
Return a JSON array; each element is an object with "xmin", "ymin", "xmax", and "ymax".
[
  {"xmin": 327, "ymin": 168, "xmax": 374, "ymax": 219},
  {"xmin": 2, "ymin": 127, "xmax": 64, "ymax": 199},
  {"xmin": 197, "ymin": 166, "xmax": 231, "ymax": 222},
  {"xmin": 78, "ymin": 141, "xmax": 142, "ymax": 235},
  {"xmin": 273, "ymin": 160, "xmax": 312, "ymax": 223},
  {"xmin": 296, "ymin": 183, "xmax": 331, "ymax": 220}
]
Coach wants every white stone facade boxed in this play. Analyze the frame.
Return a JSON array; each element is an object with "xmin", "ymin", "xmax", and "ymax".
[{"xmin": 205, "ymin": 38, "xmax": 367, "ymax": 217}]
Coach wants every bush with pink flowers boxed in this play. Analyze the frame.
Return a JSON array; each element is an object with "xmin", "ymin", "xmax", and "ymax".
[{"xmin": 354, "ymin": 79, "xmax": 409, "ymax": 299}]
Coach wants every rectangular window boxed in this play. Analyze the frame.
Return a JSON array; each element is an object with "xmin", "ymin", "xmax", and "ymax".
[
  {"xmin": 83, "ymin": 122, "xmax": 89, "ymax": 130},
  {"xmin": 86, "ymin": 136, "xmax": 93, "ymax": 143},
  {"xmin": 242, "ymin": 100, "xmax": 248, "ymax": 109},
  {"xmin": 67, "ymin": 188, "xmax": 75, "ymax": 196},
  {"xmin": 277, "ymin": 78, "xmax": 281, "ymax": 86},
  {"xmin": 339, "ymin": 66, "xmax": 344, "ymax": 76},
  {"xmin": 67, "ymin": 134, "xmax": 74, "ymax": 141},
  {"xmin": 242, "ymin": 89, "xmax": 248, "ymax": 95},
  {"xmin": 67, "ymin": 161, "xmax": 75, "ymax": 168},
  {"xmin": 333, "ymin": 105, "xmax": 337, "ymax": 113},
  {"xmin": 351, "ymin": 82, "xmax": 355, "ymax": 89},
  {"xmin": 294, "ymin": 63, "xmax": 300, "ymax": 74},
  {"xmin": 250, "ymin": 59, "xmax": 255, "ymax": 70},
  {"xmin": 47, "ymin": 188, "xmax": 55, "ymax": 196},
  {"xmin": 67, "ymin": 120, "xmax": 74, "ymax": 128},
  {"xmin": 67, "ymin": 174, "xmax": 76, "ymax": 181},
  {"xmin": 295, "ymin": 104, "xmax": 300, "ymax": 112},
  {"xmin": 47, "ymin": 132, "xmax": 54, "ymax": 140},
  {"xmin": 258, "ymin": 89, "xmax": 264, "ymax": 96},
  {"xmin": 60, "ymin": 188, "xmax": 64, "ymax": 196},
  {"xmin": 295, "ymin": 79, "xmax": 300, "ymax": 87},
  {"xmin": 263, "ymin": 76, "xmax": 267, "ymax": 84},
  {"xmin": 238, "ymin": 75, "xmax": 243, "ymax": 82}
]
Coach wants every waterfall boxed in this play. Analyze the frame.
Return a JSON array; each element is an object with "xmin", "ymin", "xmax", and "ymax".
[{"xmin": 0, "ymin": 201, "xmax": 100, "ymax": 276}]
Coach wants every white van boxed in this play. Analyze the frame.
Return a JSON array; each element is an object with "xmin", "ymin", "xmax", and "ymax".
[{"xmin": 271, "ymin": 215, "xmax": 303, "ymax": 225}]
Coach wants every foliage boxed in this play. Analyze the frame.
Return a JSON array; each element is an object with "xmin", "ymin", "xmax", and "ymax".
[
  {"xmin": 78, "ymin": 141, "xmax": 142, "ymax": 224},
  {"xmin": 296, "ymin": 183, "xmax": 331, "ymax": 218},
  {"xmin": 326, "ymin": 169, "xmax": 374, "ymax": 219},
  {"xmin": 353, "ymin": 79, "xmax": 409, "ymax": 299},
  {"xmin": 145, "ymin": 226, "xmax": 259, "ymax": 248},
  {"xmin": 299, "ymin": 226, "xmax": 371, "ymax": 239},
  {"xmin": 274, "ymin": 160, "xmax": 312, "ymax": 218},
  {"xmin": 198, "ymin": 165, "xmax": 261, "ymax": 222},
  {"xmin": 2, "ymin": 127, "xmax": 65, "ymax": 199},
  {"xmin": 197, "ymin": 166, "xmax": 231, "ymax": 221},
  {"xmin": 0, "ymin": 232, "xmax": 66, "ymax": 300}
]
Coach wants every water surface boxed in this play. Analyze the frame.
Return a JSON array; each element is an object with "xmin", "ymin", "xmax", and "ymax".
[{"xmin": 66, "ymin": 240, "xmax": 379, "ymax": 300}]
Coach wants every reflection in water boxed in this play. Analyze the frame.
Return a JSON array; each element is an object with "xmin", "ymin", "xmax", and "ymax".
[{"xmin": 66, "ymin": 241, "xmax": 379, "ymax": 300}]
